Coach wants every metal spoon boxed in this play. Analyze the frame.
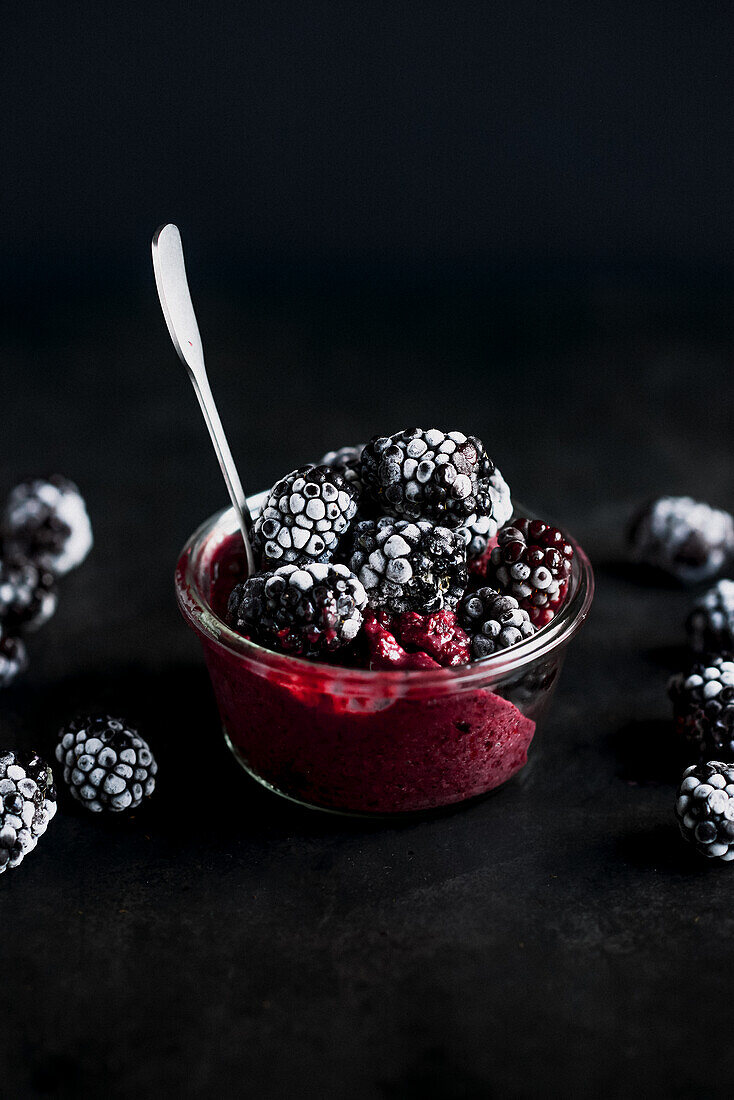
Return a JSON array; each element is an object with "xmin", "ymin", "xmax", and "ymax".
[{"xmin": 152, "ymin": 223, "xmax": 256, "ymax": 577}]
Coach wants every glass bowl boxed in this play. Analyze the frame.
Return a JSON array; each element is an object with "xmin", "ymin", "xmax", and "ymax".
[{"xmin": 175, "ymin": 496, "xmax": 594, "ymax": 816}]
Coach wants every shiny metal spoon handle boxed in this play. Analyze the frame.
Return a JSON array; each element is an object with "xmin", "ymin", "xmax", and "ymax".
[{"xmin": 152, "ymin": 223, "xmax": 256, "ymax": 577}]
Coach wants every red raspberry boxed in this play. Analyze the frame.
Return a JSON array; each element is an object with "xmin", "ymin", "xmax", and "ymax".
[
  {"xmin": 394, "ymin": 611, "xmax": 471, "ymax": 666},
  {"xmin": 362, "ymin": 610, "xmax": 439, "ymax": 669},
  {"xmin": 362, "ymin": 609, "xmax": 471, "ymax": 668}
]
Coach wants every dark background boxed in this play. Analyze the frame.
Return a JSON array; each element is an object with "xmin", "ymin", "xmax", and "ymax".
[{"xmin": 3, "ymin": 4, "xmax": 734, "ymax": 1098}]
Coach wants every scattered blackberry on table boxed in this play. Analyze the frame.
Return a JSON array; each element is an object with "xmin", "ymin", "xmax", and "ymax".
[
  {"xmin": 676, "ymin": 761, "xmax": 734, "ymax": 861},
  {"xmin": 360, "ymin": 428, "xmax": 497, "ymax": 530},
  {"xmin": 0, "ymin": 750, "xmax": 57, "ymax": 873},
  {"xmin": 0, "ymin": 556, "xmax": 57, "ymax": 632},
  {"xmin": 56, "ymin": 716, "xmax": 158, "ymax": 813},
  {"xmin": 2, "ymin": 475, "xmax": 93, "ymax": 576},
  {"xmin": 669, "ymin": 655, "xmax": 734, "ymax": 721},
  {"xmin": 253, "ymin": 465, "xmax": 359, "ymax": 568},
  {"xmin": 319, "ymin": 444, "xmax": 365, "ymax": 495},
  {"xmin": 489, "ymin": 518, "xmax": 574, "ymax": 626},
  {"xmin": 349, "ymin": 516, "xmax": 467, "ymax": 615},
  {"xmin": 669, "ymin": 656, "xmax": 734, "ymax": 759},
  {"xmin": 458, "ymin": 465, "xmax": 513, "ymax": 560},
  {"xmin": 0, "ymin": 633, "xmax": 28, "ymax": 688},
  {"xmin": 628, "ymin": 496, "xmax": 734, "ymax": 584},
  {"xmin": 458, "ymin": 587, "xmax": 536, "ymax": 659},
  {"xmin": 228, "ymin": 561, "xmax": 368, "ymax": 658},
  {"xmin": 685, "ymin": 692, "xmax": 734, "ymax": 762},
  {"xmin": 687, "ymin": 580, "xmax": 734, "ymax": 653}
]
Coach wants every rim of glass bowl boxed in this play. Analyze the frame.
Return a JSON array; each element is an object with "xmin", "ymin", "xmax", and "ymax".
[{"xmin": 175, "ymin": 492, "xmax": 594, "ymax": 696}]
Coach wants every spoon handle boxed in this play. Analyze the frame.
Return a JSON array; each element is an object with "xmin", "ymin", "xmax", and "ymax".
[{"xmin": 152, "ymin": 224, "xmax": 256, "ymax": 577}]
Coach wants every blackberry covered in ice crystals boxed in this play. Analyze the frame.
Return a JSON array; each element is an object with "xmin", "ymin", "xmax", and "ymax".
[
  {"xmin": 459, "ymin": 587, "xmax": 536, "ymax": 659},
  {"xmin": 0, "ymin": 633, "xmax": 27, "ymax": 688},
  {"xmin": 490, "ymin": 518, "xmax": 574, "ymax": 626},
  {"xmin": 319, "ymin": 444, "xmax": 365, "ymax": 496},
  {"xmin": 669, "ymin": 655, "xmax": 734, "ymax": 722},
  {"xmin": 676, "ymin": 761, "xmax": 734, "ymax": 861},
  {"xmin": 253, "ymin": 465, "xmax": 359, "ymax": 568},
  {"xmin": 0, "ymin": 556, "xmax": 57, "ymax": 632},
  {"xmin": 458, "ymin": 465, "xmax": 513, "ymax": 560},
  {"xmin": 360, "ymin": 428, "xmax": 496, "ymax": 530},
  {"xmin": 2, "ymin": 475, "xmax": 93, "ymax": 576},
  {"xmin": 669, "ymin": 656, "xmax": 734, "ymax": 761},
  {"xmin": 349, "ymin": 517, "xmax": 467, "ymax": 615},
  {"xmin": 56, "ymin": 716, "xmax": 158, "ymax": 813},
  {"xmin": 0, "ymin": 750, "xmax": 57, "ymax": 873},
  {"xmin": 629, "ymin": 496, "xmax": 734, "ymax": 584},
  {"xmin": 228, "ymin": 561, "xmax": 367, "ymax": 657},
  {"xmin": 687, "ymin": 580, "xmax": 734, "ymax": 653}
]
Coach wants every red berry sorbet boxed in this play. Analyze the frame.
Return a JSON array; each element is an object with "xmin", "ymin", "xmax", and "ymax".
[{"xmin": 198, "ymin": 533, "xmax": 539, "ymax": 814}]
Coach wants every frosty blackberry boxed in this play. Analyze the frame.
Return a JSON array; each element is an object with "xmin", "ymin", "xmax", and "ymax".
[
  {"xmin": 2, "ymin": 475, "xmax": 93, "ymax": 575},
  {"xmin": 0, "ymin": 750, "xmax": 57, "ymax": 873},
  {"xmin": 669, "ymin": 655, "xmax": 734, "ymax": 722},
  {"xmin": 489, "ymin": 518, "xmax": 574, "ymax": 626},
  {"xmin": 458, "ymin": 465, "xmax": 513, "ymax": 560},
  {"xmin": 458, "ymin": 587, "xmax": 536, "ymax": 658},
  {"xmin": 0, "ymin": 556, "xmax": 57, "ymax": 632},
  {"xmin": 629, "ymin": 496, "xmax": 734, "ymax": 584},
  {"xmin": 0, "ymin": 634, "xmax": 27, "ymax": 688},
  {"xmin": 360, "ymin": 428, "xmax": 497, "ymax": 530},
  {"xmin": 56, "ymin": 716, "xmax": 158, "ymax": 813},
  {"xmin": 253, "ymin": 465, "xmax": 359, "ymax": 568},
  {"xmin": 349, "ymin": 516, "xmax": 467, "ymax": 615},
  {"xmin": 319, "ymin": 444, "xmax": 365, "ymax": 495},
  {"xmin": 676, "ymin": 761, "xmax": 734, "ymax": 861},
  {"xmin": 687, "ymin": 580, "xmax": 734, "ymax": 653},
  {"xmin": 228, "ymin": 561, "xmax": 368, "ymax": 657}
]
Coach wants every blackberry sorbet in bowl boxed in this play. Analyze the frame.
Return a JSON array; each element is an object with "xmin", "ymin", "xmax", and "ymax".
[{"xmin": 175, "ymin": 429, "xmax": 593, "ymax": 815}]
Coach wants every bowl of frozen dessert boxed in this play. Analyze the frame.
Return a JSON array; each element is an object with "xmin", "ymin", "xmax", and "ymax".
[{"xmin": 175, "ymin": 428, "xmax": 594, "ymax": 816}]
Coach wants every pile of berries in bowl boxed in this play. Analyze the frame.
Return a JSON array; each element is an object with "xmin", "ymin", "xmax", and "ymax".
[{"xmin": 176, "ymin": 428, "xmax": 594, "ymax": 816}]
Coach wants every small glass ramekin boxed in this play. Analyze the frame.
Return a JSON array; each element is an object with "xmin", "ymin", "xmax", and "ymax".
[{"xmin": 175, "ymin": 496, "xmax": 594, "ymax": 816}]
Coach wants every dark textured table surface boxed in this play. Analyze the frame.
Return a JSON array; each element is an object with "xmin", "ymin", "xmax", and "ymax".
[{"xmin": 3, "ymin": 283, "xmax": 734, "ymax": 1098}]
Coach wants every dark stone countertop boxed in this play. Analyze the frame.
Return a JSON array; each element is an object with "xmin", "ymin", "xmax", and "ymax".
[{"xmin": 2, "ymin": 287, "xmax": 734, "ymax": 1098}]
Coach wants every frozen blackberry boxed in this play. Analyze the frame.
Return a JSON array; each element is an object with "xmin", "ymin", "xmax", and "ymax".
[
  {"xmin": 669, "ymin": 656, "xmax": 734, "ymax": 759},
  {"xmin": 676, "ymin": 761, "xmax": 734, "ymax": 861},
  {"xmin": 349, "ymin": 517, "xmax": 467, "ymax": 615},
  {"xmin": 669, "ymin": 655, "xmax": 734, "ymax": 720},
  {"xmin": 458, "ymin": 465, "xmax": 513, "ymax": 559},
  {"xmin": 253, "ymin": 465, "xmax": 359, "ymax": 568},
  {"xmin": 2, "ymin": 475, "xmax": 93, "ymax": 576},
  {"xmin": 0, "ymin": 750, "xmax": 57, "ymax": 873},
  {"xmin": 0, "ymin": 633, "xmax": 27, "ymax": 688},
  {"xmin": 228, "ymin": 561, "xmax": 367, "ymax": 657},
  {"xmin": 360, "ymin": 428, "xmax": 496, "ymax": 530},
  {"xmin": 56, "ymin": 716, "xmax": 157, "ymax": 813},
  {"xmin": 628, "ymin": 496, "xmax": 734, "ymax": 584},
  {"xmin": 686, "ymin": 691, "xmax": 734, "ymax": 761},
  {"xmin": 687, "ymin": 580, "xmax": 734, "ymax": 653},
  {"xmin": 677, "ymin": 687, "xmax": 734, "ymax": 762},
  {"xmin": 489, "ymin": 518, "xmax": 574, "ymax": 626},
  {"xmin": 458, "ymin": 587, "xmax": 536, "ymax": 659},
  {"xmin": 0, "ymin": 556, "xmax": 57, "ymax": 632},
  {"xmin": 319, "ymin": 444, "xmax": 365, "ymax": 495}
]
